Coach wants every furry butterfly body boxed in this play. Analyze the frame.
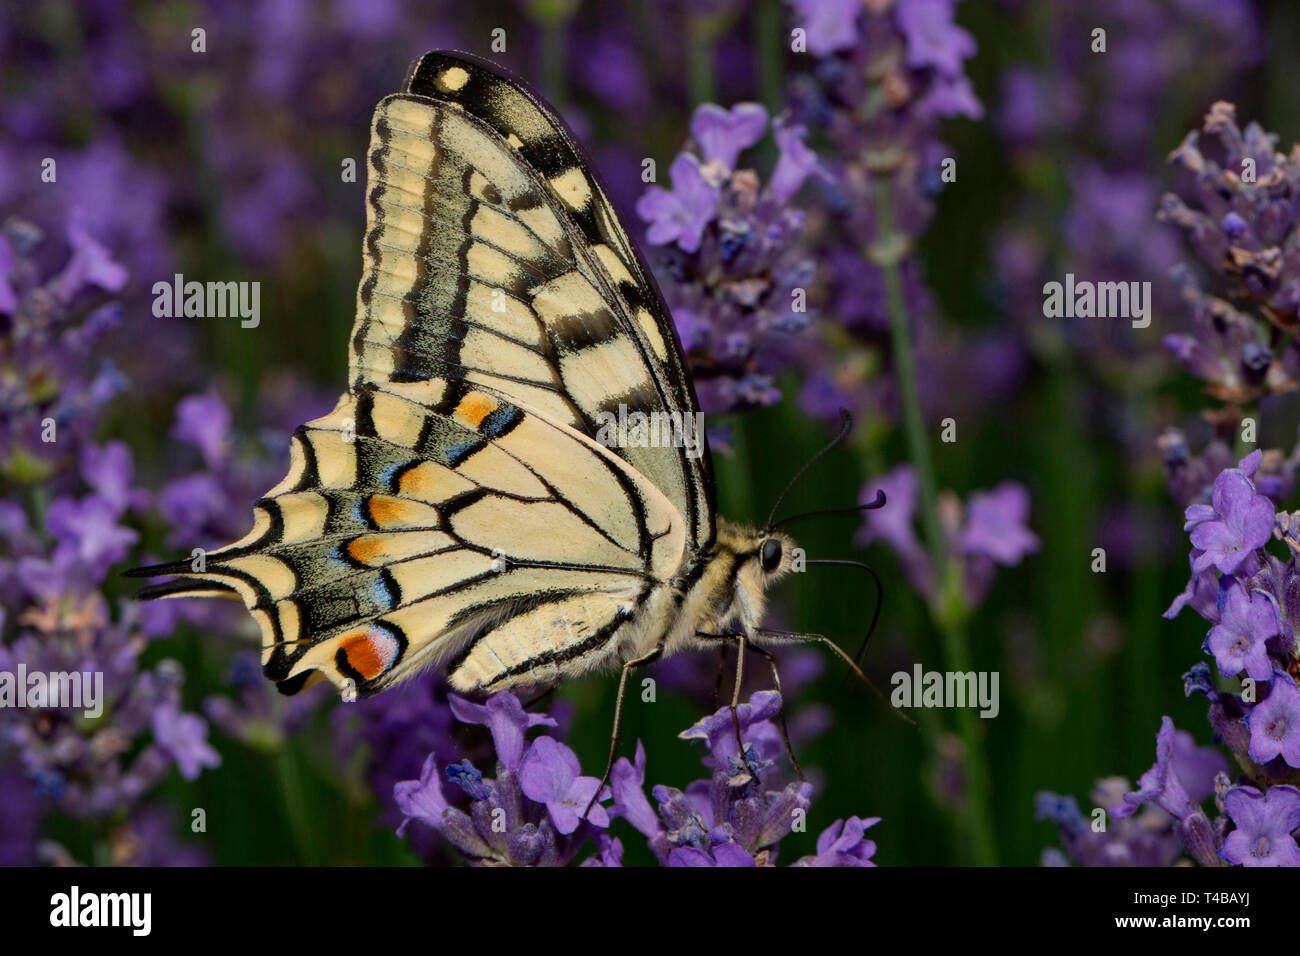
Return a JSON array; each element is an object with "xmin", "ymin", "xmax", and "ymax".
[{"xmin": 130, "ymin": 51, "xmax": 802, "ymax": 701}]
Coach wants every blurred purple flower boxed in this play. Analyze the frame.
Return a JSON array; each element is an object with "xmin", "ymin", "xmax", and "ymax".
[
  {"xmin": 859, "ymin": 466, "xmax": 1038, "ymax": 607},
  {"xmin": 637, "ymin": 153, "xmax": 720, "ymax": 253},
  {"xmin": 151, "ymin": 702, "xmax": 221, "ymax": 781},
  {"xmin": 896, "ymin": 0, "xmax": 977, "ymax": 76},
  {"xmin": 172, "ymin": 391, "xmax": 233, "ymax": 470},
  {"xmin": 1036, "ymin": 778, "xmax": 1183, "ymax": 867},
  {"xmin": 770, "ymin": 120, "xmax": 823, "ymax": 203},
  {"xmin": 205, "ymin": 652, "xmax": 326, "ymax": 752},
  {"xmin": 80, "ymin": 440, "xmax": 148, "ymax": 515},
  {"xmin": 691, "ymin": 103, "xmax": 767, "ymax": 170},
  {"xmin": 46, "ymin": 495, "xmax": 138, "ymax": 572},
  {"xmin": 0, "ymin": 233, "xmax": 16, "ymax": 314},
  {"xmin": 856, "ymin": 465, "xmax": 929, "ymax": 585},
  {"xmin": 55, "ymin": 210, "xmax": 128, "ymax": 301},
  {"xmin": 959, "ymin": 483, "xmax": 1041, "ymax": 565},
  {"xmin": 787, "ymin": 0, "xmax": 861, "ymax": 56}
]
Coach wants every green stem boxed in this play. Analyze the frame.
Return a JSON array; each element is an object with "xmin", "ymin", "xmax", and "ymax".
[
  {"xmin": 539, "ymin": 19, "xmax": 568, "ymax": 111},
  {"xmin": 875, "ymin": 180, "xmax": 943, "ymax": 579},
  {"xmin": 687, "ymin": 19, "xmax": 717, "ymax": 106},
  {"xmin": 874, "ymin": 177, "xmax": 998, "ymax": 865},
  {"xmin": 719, "ymin": 414, "xmax": 756, "ymax": 525},
  {"xmin": 277, "ymin": 749, "xmax": 317, "ymax": 865},
  {"xmin": 755, "ymin": 0, "xmax": 784, "ymax": 112},
  {"xmin": 939, "ymin": 617, "xmax": 998, "ymax": 866}
]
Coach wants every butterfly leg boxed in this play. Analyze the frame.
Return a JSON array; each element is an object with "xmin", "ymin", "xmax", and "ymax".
[
  {"xmin": 710, "ymin": 644, "xmax": 728, "ymax": 709},
  {"xmin": 729, "ymin": 632, "xmax": 749, "ymax": 765},
  {"xmin": 582, "ymin": 641, "xmax": 664, "ymax": 821},
  {"xmin": 755, "ymin": 628, "xmax": 868, "ymax": 685},
  {"xmin": 755, "ymin": 628, "xmax": 913, "ymax": 725},
  {"xmin": 742, "ymin": 643, "xmax": 803, "ymax": 781},
  {"xmin": 695, "ymin": 631, "xmax": 802, "ymax": 782}
]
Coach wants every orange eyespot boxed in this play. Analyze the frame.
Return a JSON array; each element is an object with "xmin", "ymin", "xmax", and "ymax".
[{"xmin": 340, "ymin": 628, "xmax": 399, "ymax": 681}]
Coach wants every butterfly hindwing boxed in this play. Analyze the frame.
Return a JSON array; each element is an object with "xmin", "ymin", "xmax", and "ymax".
[{"xmin": 134, "ymin": 380, "xmax": 686, "ymax": 696}]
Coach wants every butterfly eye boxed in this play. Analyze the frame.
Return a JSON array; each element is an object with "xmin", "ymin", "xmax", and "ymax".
[{"xmin": 760, "ymin": 538, "xmax": 783, "ymax": 573}]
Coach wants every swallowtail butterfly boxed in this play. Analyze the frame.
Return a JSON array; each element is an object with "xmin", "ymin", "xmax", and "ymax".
[{"xmin": 130, "ymin": 52, "xmax": 877, "ymax": 764}]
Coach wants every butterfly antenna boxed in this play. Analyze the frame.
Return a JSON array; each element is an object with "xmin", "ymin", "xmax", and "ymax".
[
  {"xmin": 770, "ymin": 489, "xmax": 886, "ymax": 531},
  {"xmin": 764, "ymin": 408, "xmax": 854, "ymax": 531}
]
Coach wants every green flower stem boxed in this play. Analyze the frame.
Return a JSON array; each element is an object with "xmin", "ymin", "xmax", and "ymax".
[
  {"xmin": 525, "ymin": 0, "xmax": 578, "ymax": 110},
  {"xmin": 539, "ymin": 18, "xmax": 568, "ymax": 111},
  {"xmin": 687, "ymin": 31, "xmax": 716, "ymax": 106},
  {"xmin": 277, "ymin": 748, "xmax": 318, "ymax": 865},
  {"xmin": 873, "ymin": 176, "xmax": 998, "ymax": 865},
  {"xmin": 687, "ymin": 7, "xmax": 737, "ymax": 107},
  {"xmin": 756, "ymin": 0, "xmax": 784, "ymax": 112}
]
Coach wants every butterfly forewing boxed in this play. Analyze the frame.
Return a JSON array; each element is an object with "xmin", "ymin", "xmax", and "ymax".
[{"xmin": 354, "ymin": 50, "xmax": 715, "ymax": 550}]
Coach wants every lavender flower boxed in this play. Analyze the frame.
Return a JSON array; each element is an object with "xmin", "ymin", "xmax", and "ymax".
[
  {"xmin": 691, "ymin": 103, "xmax": 768, "ymax": 170},
  {"xmin": 787, "ymin": 0, "xmax": 861, "ymax": 57},
  {"xmin": 610, "ymin": 691, "xmax": 879, "ymax": 867},
  {"xmin": 895, "ymin": 0, "xmax": 977, "ymax": 78},
  {"xmin": 1090, "ymin": 448, "xmax": 1300, "ymax": 866},
  {"xmin": 394, "ymin": 691, "xmax": 608, "ymax": 866},
  {"xmin": 1219, "ymin": 785, "xmax": 1300, "ymax": 867},
  {"xmin": 1036, "ymin": 779, "xmax": 1182, "ymax": 867},
  {"xmin": 520, "ymin": 737, "xmax": 610, "ymax": 834},
  {"xmin": 1162, "ymin": 104, "xmax": 1300, "ymax": 351},
  {"xmin": 1111, "ymin": 717, "xmax": 1225, "ymax": 822},
  {"xmin": 1245, "ymin": 675, "xmax": 1300, "ymax": 768},
  {"xmin": 959, "ymin": 483, "xmax": 1041, "ymax": 566},
  {"xmin": 858, "ymin": 465, "xmax": 1040, "ymax": 609},
  {"xmin": 1187, "ymin": 457, "xmax": 1274, "ymax": 574},
  {"xmin": 0, "ymin": 220, "xmax": 220, "ymax": 863},
  {"xmin": 151, "ymin": 702, "xmax": 221, "ymax": 781},
  {"xmin": 637, "ymin": 153, "xmax": 720, "ymax": 254},
  {"xmin": 1155, "ymin": 106, "xmax": 1300, "ymax": 500},
  {"xmin": 637, "ymin": 102, "xmax": 818, "ymax": 417},
  {"xmin": 0, "ymin": 218, "xmax": 129, "ymax": 482},
  {"xmin": 448, "ymin": 691, "xmax": 556, "ymax": 771},
  {"xmin": 790, "ymin": 815, "xmax": 880, "ymax": 867},
  {"xmin": 1203, "ymin": 580, "xmax": 1277, "ymax": 682},
  {"xmin": 786, "ymin": 0, "xmax": 999, "ymax": 428}
]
